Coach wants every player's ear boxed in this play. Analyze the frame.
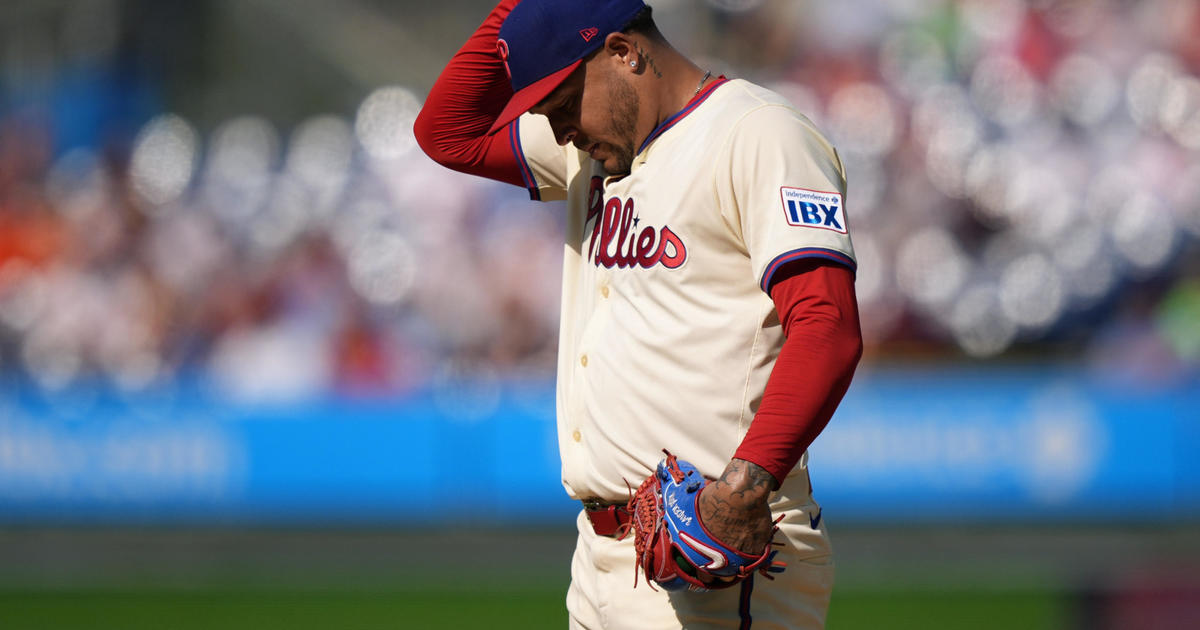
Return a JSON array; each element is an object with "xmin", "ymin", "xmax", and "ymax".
[{"xmin": 603, "ymin": 32, "xmax": 638, "ymax": 73}]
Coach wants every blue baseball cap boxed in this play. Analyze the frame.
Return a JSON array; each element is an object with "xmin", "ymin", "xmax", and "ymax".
[{"xmin": 488, "ymin": 0, "xmax": 646, "ymax": 135}]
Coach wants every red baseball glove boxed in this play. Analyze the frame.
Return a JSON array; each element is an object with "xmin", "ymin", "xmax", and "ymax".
[{"xmin": 621, "ymin": 451, "xmax": 786, "ymax": 592}]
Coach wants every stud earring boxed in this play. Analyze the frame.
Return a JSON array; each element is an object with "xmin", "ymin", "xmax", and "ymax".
[{"xmin": 630, "ymin": 60, "xmax": 637, "ymax": 68}]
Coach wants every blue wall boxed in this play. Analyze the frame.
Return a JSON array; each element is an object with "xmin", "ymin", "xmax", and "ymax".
[{"xmin": 0, "ymin": 366, "xmax": 1196, "ymax": 526}]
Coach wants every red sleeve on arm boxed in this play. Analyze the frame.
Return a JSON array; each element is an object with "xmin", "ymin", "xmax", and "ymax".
[
  {"xmin": 413, "ymin": 0, "xmax": 527, "ymax": 188},
  {"xmin": 732, "ymin": 259, "xmax": 863, "ymax": 485}
]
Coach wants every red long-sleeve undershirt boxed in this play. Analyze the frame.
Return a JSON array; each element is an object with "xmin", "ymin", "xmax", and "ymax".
[
  {"xmin": 414, "ymin": 0, "xmax": 863, "ymax": 488},
  {"xmin": 737, "ymin": 260, "xmax": 862, "ymax": 485},
  {"xmin": 413, "ymin": 0, "xmax": 524, "ymax": 186}
]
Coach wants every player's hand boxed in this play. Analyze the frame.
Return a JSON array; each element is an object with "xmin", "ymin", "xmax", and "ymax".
[{"xmin": 697, "ymin": 458, "xmax": 777, "ymax": 558}]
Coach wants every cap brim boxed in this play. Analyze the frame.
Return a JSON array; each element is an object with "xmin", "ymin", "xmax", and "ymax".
[{"xmin": 487, "ymin": 60, "xmax": 582, "ymax": 136}]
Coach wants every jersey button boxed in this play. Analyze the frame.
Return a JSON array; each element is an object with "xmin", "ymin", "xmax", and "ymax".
[
  {"xmin": 600, "ymin": 286, "xmax": 610, "ymax": 298},
  {"xmin": 580, "ymin": 354, "xmax": 588, "ymax": 367},
  {"xmin": 572, "ymin": 429, "xmax": 582, "ymax": 443}
]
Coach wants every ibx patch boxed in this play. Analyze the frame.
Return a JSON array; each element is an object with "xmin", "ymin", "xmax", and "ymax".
[{"xmin": 780, "ymin": 187, "xmax": 846, "ymax": 234}]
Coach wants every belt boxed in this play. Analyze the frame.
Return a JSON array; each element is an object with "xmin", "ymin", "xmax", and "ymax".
[{"xmin": 582, "ymin": 499, "xmax": 632, "ymax": 538}]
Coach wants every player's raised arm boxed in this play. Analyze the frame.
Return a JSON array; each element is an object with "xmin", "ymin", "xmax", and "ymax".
[{"xmin": 413, "ymin": 0, "xmax": 526, "ymax": 187}]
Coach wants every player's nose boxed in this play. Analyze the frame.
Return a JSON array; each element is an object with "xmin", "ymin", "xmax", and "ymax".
[{"xmin": 555, "ymin": 126, "xmax": 577, "ymax": 147}]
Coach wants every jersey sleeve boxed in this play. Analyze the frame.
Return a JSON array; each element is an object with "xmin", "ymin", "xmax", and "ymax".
[
  {"xmin": 513, "ymin": 112, "xmax": 576, "ymax": 202},
  {"xmin": 714, "ymin": 104, "xmax": 856, "ymax": 293}
]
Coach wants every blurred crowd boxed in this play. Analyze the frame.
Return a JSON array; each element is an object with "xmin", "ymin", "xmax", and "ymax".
[
  {"xmin": 705, "ymin": 0, "xmax": 1200, "ymax": 379},
  {"xmin": 0, "ymin": 102, "xmax": 563, "ymax": 400},
  {"xmin": 0, "ymin": 0, "xmax": 1198, "ymax": 401}
]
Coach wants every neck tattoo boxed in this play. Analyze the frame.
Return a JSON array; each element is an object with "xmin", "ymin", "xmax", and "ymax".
[{"xmin": 693, "ymin": 70, "xmax": 712, "ymax": 97}]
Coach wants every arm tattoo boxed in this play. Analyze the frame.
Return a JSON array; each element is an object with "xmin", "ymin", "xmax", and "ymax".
[
  {"xmin": 718, "ymin": 459, "xmax": 776, "ymax": 499},
  {"xmin": 700, "ymin": 459, "xmax": 776, "ymax": 549},
  {"xmin": 635, "ymin": 44, "xmax": 663, "ymax": 78}
]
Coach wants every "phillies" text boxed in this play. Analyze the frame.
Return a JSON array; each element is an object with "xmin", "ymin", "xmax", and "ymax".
[{"xmin": 585, "ymin": 176, "xmax": 687, "ymax": 269}]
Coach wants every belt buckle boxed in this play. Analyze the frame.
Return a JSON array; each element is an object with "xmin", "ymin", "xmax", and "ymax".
[{"xmin": 582, "ymin": 498, "xmax": 608, "ymax": 512}]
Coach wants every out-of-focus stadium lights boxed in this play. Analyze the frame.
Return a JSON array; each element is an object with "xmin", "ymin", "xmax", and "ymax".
[
  {"xmin": 345, "ymin": 230, "xmax": 417, "ymax": 306},
  {"xmin": 145, "ymin": 209, "xmax": 227, "ymax": 295},
  {"xmin": 1161, "ymin": 75, "xmax": 1200, "ymax": 149},
  {"xmin": 922, "ymin": 91, "xmax": 982, "ymax": 200},
  {"xmin": 896, "ymin": 227, "xmax": 969, "ymax": 309},
  {"xmin": 1112, "ymin": 191, "xmax": 1177, "ymax": 276},
  {"xmin": 1053, "ymin": 223, "xmax": 1113, "ymax": 302},
  {"xmin": 912, "ymin": 84, "xmax": 973, "ymax": 146},
  {"xmin": 961, "ymin": 0, "xmax": 1024, "ymax": 43},
  {"xmin": 332, "ymin": 199, "xmax": 390, "ymax": 258},
  {"xmin": 965, "ymin": 145, "xmax": 1017, "ymax": 227},
  {"xmin": 204, "ymin": 116, "xmax": 280, "ymax": 224},
  {"xmin": 1009, "ymin": 167, "xmax": 1075, "ymax": 245},
  {"xmin": 844, "ymin": 155, "xmax": 884, "ymax": 219},
  {"xmin": 355, "ymin": 86, "xmax": 421, "ymax": 161},
  {"xmin": 999, "ymin": 252, "xmax": 1065, "ymax": 332},
  {"xmin": 252, "ymin": 174, "xmax": 311, "ymax": 252},
  {"xmin": 828, "ymin": 82, "xmax": 897, "ymax": 157},
  {"xmin": 850, "ymin": 232, "xmax": 884, "ymax": 305},
  {"xmin": 971, "ymin": 54, "xmax": 1039, "ymax": 129},
  {"xmin": 1127, "ymin": 53, "xmax": 1182, "ymax": 131},
  {"xmin": 912, "ymin": 83, "xmax": 979, "ymax": 204},
  {"xmin": 1050, "ymin": 54, "xmax": 1120, "ymax": 128},
  {"xmin": 879, "ymin": 30, "xmax": 948, "ymax": 97},
  {"xmin": 284, "ymin": 115, "xmax": 353, "ymax": 205},
  {"xmin": 129, "ymin": 114, "xmax": 199, "ymax": 210},
  {"xmin": 950, "ymin": 285, "xmax": 1016, "ymax": 358},
  {"xmin": 1086, "ymin": 165, "xmax": 1138, "ymax": 221}
]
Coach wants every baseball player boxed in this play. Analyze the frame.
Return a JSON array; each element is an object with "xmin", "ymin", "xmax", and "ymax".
[{"xmin": 414, "ymin": 1, "xmax": 861, "ymax": 628}]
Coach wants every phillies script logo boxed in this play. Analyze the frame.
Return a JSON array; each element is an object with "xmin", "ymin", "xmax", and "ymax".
[{"xmin": 585, "ymin": 177, "xmax": 687, "ymax": 269}]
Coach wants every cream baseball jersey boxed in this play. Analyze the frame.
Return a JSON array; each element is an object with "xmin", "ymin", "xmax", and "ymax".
[{"xmin": 512, "ymin": 78, "xmax": 855, "ymax": 502}]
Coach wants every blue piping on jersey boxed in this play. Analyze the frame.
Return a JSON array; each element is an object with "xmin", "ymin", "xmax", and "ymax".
[
  {"xmin": 760, "ymin": 247, "xmax": 857, "ymax": 293},
  {"xmin": 509, "ymin": 117, "xmax": 541, "ymax": 201},
  {"xmin": 636, "ymin": 77, "xmax": 730, "ymax": 155}
]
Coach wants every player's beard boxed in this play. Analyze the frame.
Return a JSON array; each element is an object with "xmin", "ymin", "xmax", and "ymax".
[{"xmin": 603, "ymin": 75, "xmax": 640, "ymax": 176}]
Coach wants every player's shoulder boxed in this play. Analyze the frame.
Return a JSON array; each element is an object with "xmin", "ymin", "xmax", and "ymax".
[
  {"xmin": 707, "ymin": 79, "xmax": 834, "ymax": 150},
  {"xmin": 716, "ymin": 79, "xmax": 793, "ymax": 107},
  {"xmin": 708, "ymin": 80, "xmax": 810, "ymax": 122}
]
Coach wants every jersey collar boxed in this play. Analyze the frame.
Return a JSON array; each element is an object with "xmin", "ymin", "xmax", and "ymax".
[{"xmin": 636, "ymin": 76, "xmax": 729, "ymax": 156}]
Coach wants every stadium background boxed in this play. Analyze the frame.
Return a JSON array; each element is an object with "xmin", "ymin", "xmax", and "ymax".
[{"xmin": 1, "ymin": 0, "xmax": 1198, "ymax": 627}]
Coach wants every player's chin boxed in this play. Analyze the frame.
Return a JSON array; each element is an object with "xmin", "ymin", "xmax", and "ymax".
[{"xmin": 600, "ymin": 154, "xmax": 633, "ymax": 177}]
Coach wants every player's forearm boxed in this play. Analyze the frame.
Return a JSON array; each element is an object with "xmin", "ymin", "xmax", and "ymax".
[
  {"xmin": 733, "ymin": 261, "xmax": 863, "ymax": 485},
  {"xmin": 413, "ymin": 0, "xmax": 524, "ymax": 184}
]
